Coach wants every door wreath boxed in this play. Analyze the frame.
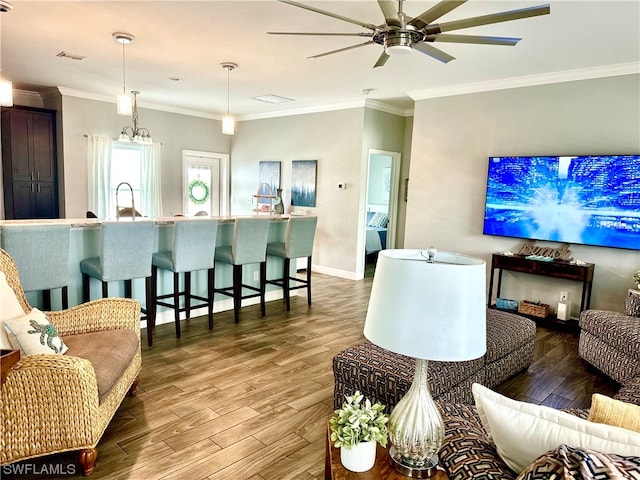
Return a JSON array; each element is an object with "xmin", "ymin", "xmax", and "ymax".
[{"xmin": 188, "ymin": 179, "xmax": 210, "ymax": 205}]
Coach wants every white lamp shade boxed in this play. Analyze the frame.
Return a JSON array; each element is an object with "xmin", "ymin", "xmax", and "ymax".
[
  {"xmin": 364, "ymin": 249, "xmax": 487, "ymax": 361},
  {"xmin": 117, "ymin": 94, "xmax": 132, "ymax": 116},
  {"xmin": 118, "ymin": 133, "xmax": 131, "ymax": 142},
  {"xmin": 0, "ymin": 79, "xmax": 13, "ymax": 107},
  {"xmin": 222, "ymin": 116, "xmax": 235, "ymax": 135}
]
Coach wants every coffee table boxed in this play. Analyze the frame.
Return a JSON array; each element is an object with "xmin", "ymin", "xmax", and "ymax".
[{"xmin": 325, "ymin": 420, "xmax": 449, "ymax": 479}]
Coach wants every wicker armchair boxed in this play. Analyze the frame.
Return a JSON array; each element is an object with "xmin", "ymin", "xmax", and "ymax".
[{"xmin": 0, "ymin": 248, "xmax": 142, "ymax": 475}]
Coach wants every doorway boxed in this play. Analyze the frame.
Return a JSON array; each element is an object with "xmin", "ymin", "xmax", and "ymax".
[
  {"xmin": 363, "ymin": 149, "xmax": 401, "ymax": 277},
  {"xmin": 182, "ymin": 150, "xmax": 230, "ymax": 216}
]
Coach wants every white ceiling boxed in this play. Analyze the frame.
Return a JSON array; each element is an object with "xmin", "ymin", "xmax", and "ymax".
[{"xmin": 1, "ymin": 1, "xmax": 639, "ymax": 119}]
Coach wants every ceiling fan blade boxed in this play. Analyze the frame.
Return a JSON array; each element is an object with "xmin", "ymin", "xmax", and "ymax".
[
  {"xmin": 427, "ymin": 4, "xmax": 550, "ymax": 34},
  {"xmin": 409, "ymin": 0, "xmax": 468, "ymax": 29},
  {"xmin": 414, "ymin": 42, "xmax": 456, "ymax": 63},
  {"xmin": 308, "ymin": 40, "xmax": 375, "ymax": 59},
  {"xmin": 268, "ymin": 32, "xmax": 373, "ymax": 37},
  {"xmin": 278, "ymin": 0, "xmax": 379, "ymax": 31},
  {"xmin": 426, "ymin": 33, "xmax": 521, "ymax": 46},
  {"xmin": 377, "ymin": 0, "xmax": 401, "ymax": 28},
  {"xmin": 373, "ymin": 51, "xmax": 390, "ymax": 68}
]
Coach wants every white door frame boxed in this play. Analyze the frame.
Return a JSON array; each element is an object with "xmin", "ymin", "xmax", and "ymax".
[
  {"xmin": 182, "ymin": 149, "xmax": 230, "ymax": 216},
  {"xmin": 363, "ymin": 148, "xmax": 401, "ymax": 257}
]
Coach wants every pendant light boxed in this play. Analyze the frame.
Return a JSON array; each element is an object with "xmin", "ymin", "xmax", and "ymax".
[
  {"xmin": 221, "ymin": 62, "xmax": 237, "ymax": 135},
  {"xmin": 0, "ymin": 1, "xmax": 13, "ymax": 107},
  {"xmin": 113, "ymin": 32, "xmax": 135, "ymax": 116}
]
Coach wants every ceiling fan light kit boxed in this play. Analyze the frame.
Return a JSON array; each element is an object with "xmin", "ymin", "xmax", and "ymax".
[{"xmin": 270, "ymin": 0, "xmax": 550, "ymax": 68}]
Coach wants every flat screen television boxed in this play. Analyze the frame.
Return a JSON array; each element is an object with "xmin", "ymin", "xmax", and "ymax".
[{"xmin": 482, "ymin": 155, "xmax": 640, "ymax": 251}]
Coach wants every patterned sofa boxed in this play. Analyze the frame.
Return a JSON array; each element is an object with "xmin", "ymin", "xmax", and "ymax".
[
  {"xmin": 438, "ymin": 294, "xmax": 640, "ymax": 479},
  {"xmin": 333, "ymin": 308, "xmax": 536, "ymax": 409},
  {"xmin": 438, "ymin": 376, "xmax": 640, "ymax": 479}
]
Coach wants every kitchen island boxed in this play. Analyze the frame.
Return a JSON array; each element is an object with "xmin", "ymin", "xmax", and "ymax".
[{"xmin": 0, "ymin": 215, "xmax": 294, "ymax": 328}]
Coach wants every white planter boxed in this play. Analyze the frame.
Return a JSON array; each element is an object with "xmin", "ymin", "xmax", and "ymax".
[{"xmin": 340, "ymin": 441, "xmax": 377, "ymax": 472}]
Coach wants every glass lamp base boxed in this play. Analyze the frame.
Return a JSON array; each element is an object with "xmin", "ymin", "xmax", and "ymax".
[{"xmin": 389, "ymin": 446, "xmax": 439, "ymax": 478}]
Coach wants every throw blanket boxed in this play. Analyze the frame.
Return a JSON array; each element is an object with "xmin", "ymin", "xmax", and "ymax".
[{"xmin": 517, "ymin": 444, "xmax": 640, "ymax": 479}]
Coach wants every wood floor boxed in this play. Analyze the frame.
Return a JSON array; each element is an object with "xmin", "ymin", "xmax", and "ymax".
[{"xmin": 5, "ymin": 271, "xmax": 619, "ymax": 479}]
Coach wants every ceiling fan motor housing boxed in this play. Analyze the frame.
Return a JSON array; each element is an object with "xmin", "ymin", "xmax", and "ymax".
[{"xmin": 374, "ymin": 27, "xmax": 423, "ymax": 54}]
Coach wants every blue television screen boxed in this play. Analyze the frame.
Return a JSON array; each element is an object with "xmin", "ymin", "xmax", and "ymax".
[{"xmin": 483, "ymin": 155, "xmax": 640, "ymax": 251}]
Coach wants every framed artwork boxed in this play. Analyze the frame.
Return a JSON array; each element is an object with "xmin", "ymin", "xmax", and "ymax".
[
  {"xmin": 291, "ymin": 160, "xmax": 317, "ymax": 207},
  {"xmin": 258, "ymin": 161, "xmax": 281, "ymax": 203}
]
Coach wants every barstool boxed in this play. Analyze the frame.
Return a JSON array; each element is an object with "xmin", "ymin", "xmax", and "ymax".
[
  {"xmin": 1, "ymin": 224, "xmax": 71, "ymax": 311},
  {"xmin": 214, "ymin": 217, "xmax": 271, "ymax": 323},
  {"xmin": 266, "ymin": 216, "xmax": 317, "ymax": 311},
  {"xmin": 151, "ymin": 219, "xmax": 218, "ymax": 341},
  {"xmin": 80, "ymin": 221, "xmax": 156, "ymax": 345}
]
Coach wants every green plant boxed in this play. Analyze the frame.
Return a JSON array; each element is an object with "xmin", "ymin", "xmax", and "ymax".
[
  {"xmin": 634, "ymin": 270, "xmax": 640, "ymax": 284},
  {"xmin": 329, "ymin": 390, "xmax": 389, "ymax": 449}
]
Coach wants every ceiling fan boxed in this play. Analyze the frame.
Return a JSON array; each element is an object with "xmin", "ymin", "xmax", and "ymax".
[{"xmin": 268, "ymin": 0, "xmax": 550, "ymax": 68}]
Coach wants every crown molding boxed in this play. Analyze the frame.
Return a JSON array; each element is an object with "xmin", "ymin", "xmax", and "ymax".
[
  {"xmin": 55, "ymin": 86, "xmax": 219, "ymax": 120},
  {"xmin": 409, "ymin": 62, "xmax": 640, "ymax": 101},
  {"xmin": 239, "ymin": 98, "xmax": 367, "ymax": 121},
  {"xmin": 365, "ymin": 99, "xmax": 414, "ymax": 117}
]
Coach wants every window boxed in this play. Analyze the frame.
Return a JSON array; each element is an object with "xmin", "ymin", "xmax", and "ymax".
[
  {"xmin": 111, "ymin": 144, "xmax": 143, "ymax": 214},
  {"xmin": 86, "ymin": 135, "xmax": 162, "ymax": 219}
]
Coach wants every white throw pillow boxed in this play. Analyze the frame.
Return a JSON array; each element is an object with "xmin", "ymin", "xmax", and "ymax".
[
  {"xmin": 472, "ymin": 383, "xmax": 640, "ymax": 474},
  {"xmin": 0, "ymin": 271, "xmax": 25, "ymax": 349},
  {"xmin": 4, "ymin": 308, "xmax": 68, "ymax": 356}
]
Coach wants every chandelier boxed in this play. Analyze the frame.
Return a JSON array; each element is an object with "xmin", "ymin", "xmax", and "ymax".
[{"xmin": 118, "ymin": 90, "xmax": 153, "ymax": 144}]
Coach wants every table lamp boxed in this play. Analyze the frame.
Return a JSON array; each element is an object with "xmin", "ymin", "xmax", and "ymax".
[{"xmin": 364, "ymin": 248, "xmax": 486, "ymax": 478}]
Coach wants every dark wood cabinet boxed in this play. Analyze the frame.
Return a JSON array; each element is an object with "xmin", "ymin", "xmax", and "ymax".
[{"xmin": 2, "ymin": 106, "xmax": 59, "ymax": 219}]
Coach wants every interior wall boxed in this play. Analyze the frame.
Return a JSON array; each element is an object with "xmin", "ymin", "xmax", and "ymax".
[
  {"xmin": 359, "ymin": 107, "xmax": 408, "ymax": 275},
  {"xmin": 231, "ymin": 108, "xmax": 365, "ymax": 278},
  {"xmin": 406, "ymin": 74, "xmax": 640, "ymax": 314},
  {"xmin": 58, "ymin": 94, "xmax": 229, "ymax": 218},
  {"xmin": 367, "ymin": 154, "xmax": 392, "ymax": 207}
]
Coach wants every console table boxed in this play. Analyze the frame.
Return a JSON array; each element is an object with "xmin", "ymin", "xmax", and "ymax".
[{"xmin": 488, "ymin": 253, "xmax": 595, "ymax": 314}]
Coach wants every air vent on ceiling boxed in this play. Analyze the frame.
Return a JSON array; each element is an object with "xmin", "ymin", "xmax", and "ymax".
[
  {"xmin": 56, "ymin": 51, "xmax": 86, "ymax": 61},
  {"xmin": 253, "ymin": 94, "xmax": 294, "ymax": 104}
]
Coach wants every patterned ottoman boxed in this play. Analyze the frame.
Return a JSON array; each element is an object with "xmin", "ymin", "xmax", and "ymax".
[
  {"xmin": 333, "ymin": 308, "xmax": 535, "ymax": 408},
  {"xmin": 578, "ymin": 294, "xmax": 640, "ymax": 385}
]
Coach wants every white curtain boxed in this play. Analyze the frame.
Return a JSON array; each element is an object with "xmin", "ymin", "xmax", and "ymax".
[
  {"xmin": 142, "ymin": 142, "xmax": 163, "ymax": 218},
  {"xmin": 86, "ymin": 135, "xmax": 112, "ymax": 219}
]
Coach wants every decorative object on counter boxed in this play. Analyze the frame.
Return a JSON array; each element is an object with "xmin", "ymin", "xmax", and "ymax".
[
  {"xmin": 516, "ymin": 240, "xmax": 573, "ymax": 262},
  {"xmin": 253, "ymin": 182, "xmax": 277, "ymax": 214},
  {"xmin": 117, "ymin": 90, "xmax": 153, "ymax": 144},
  {"xmin": 273, "ymin": 188, "xmax": 285, "ymax": 214},
  {"xmin": 364, "ymin": 248, "xmax": 486, "ymax": 478},
  {"xmin": 330, "ymin": 390, "xmax": 389, "ymax": 473},
  {"xmin": 633, "ymin": 270, "xmax": 640, "ymax": 289},
  {"xmin": 221, "ymin": 62, "xmax": 237, "ymax": 135}
]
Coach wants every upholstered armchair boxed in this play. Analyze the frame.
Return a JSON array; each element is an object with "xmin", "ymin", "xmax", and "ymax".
[
  {"xmin": 579, "ymin": 293, "xmax": 640, "ymax": 385},
  {"xmin": 0, "ymin": 248, "xmax": 142, "ymax": 475}
]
